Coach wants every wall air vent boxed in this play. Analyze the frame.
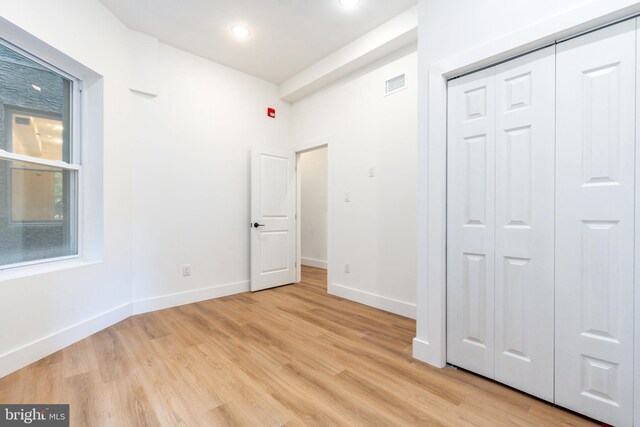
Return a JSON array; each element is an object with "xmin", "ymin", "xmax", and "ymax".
[{"xmin": 385, "ymin": 73, "xmax": 406, "ymax": 95}]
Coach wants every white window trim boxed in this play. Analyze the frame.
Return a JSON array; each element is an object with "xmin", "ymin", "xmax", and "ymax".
[
  {"xmin": 0, "ymin": 255, "xmax": 79, "ymax": 271},
  {"xmin": 0, "ymin": 150, "xmax": 80, "ymax": 171},
  {"xmin": 0, "ymin": 38, "xmax": 84, "ymax": 271}
]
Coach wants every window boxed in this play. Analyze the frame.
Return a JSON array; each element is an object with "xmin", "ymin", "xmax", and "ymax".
[{"xmin": 0, "ymin": 40, "xmax": 80, "ymax": 268}]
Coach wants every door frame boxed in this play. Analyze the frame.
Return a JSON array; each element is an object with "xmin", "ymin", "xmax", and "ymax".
[{"xmin": 294, "ymin": 137, "xmax": 332, "ymax": 287}]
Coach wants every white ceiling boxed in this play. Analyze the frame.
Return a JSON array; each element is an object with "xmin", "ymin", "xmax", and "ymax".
[{"xmin": 98, "ymin": 0, "xmax": 417, "ymax": 84}]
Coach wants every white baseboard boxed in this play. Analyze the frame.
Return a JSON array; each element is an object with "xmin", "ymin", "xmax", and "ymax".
[
  {"xmin": 132, "ymin": 280, "xmax": 250, "ymax": 315},
  {"xmin": 301, "ymin": 257, "xmax": 327, "ymax": 269},
  {"xmin": 0, "ymin": 302, "xmax": 132, "ymax": 379},
  {"xmin": 0, "ymin": 280, "xmax": 250, "ymax": 379},
  {"xmin": 329, "ymin": 282, "xmax": 416, "ymax": 319},
  {"xmin": 412, "ymin": 337, "xmax": 446, "ymax": 368}
]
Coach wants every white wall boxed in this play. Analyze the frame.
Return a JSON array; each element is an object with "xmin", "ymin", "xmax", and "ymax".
[
  {"xmin": 414, "ymin": 0, "xmax": 640, "ymax": 367},
  {"xmin": 300, "ymin": 147, "xmax": 328, "ymax": 269},
  {"xmin": 0, "ymin": 0, "xmax": 134, "ymax": 377},
  {"xmin": 0, "ymin": 0, "xmax": 292, "ymax": 376},
  {"xmin": 131, "ymin": 43, "xmax": 291, "ymax": 312},
  {"xmin": 0, "ymin": 0, "xmax": 416, "ymax": 379},
  {"xmin": 281, "ymin": 6, "xmax": 418, "ymax": 101},
  {"xmin": 422, "ymin": 0, "xmax": 592, "ymax": 63},
  {"xmin": 292, "ymin": 49, "xmax": 417, "ymax": 318}
]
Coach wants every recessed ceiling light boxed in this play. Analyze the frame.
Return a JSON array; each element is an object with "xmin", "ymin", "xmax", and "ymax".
[
  {"xmin": 231, "ymin": 25, "xmax": 250, "ymax": 39},
  {"xmin": 339, "ymin": 0, "xmax": 360, "ymax": 9}
]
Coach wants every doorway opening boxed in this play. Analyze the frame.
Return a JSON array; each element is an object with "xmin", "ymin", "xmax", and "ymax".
[{"xmin": 296, "ymin": 144, "xmax": 329, "ymax": 291}]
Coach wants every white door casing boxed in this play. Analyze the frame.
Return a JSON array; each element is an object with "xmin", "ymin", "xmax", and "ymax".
[
  {"xmin": 446, "ymin": 67, "xmax": 496, "ymax": 378},
  {"xmin": 250, "ymin": 147, "xmax": 296, "ymax": 292},
  {"xmin": 555, "ymin": 19, "xmax": 636, "ymax": 427},
  {"xmin": 493, "ymin": 46, "xmax": 555, "ymax": 402}
]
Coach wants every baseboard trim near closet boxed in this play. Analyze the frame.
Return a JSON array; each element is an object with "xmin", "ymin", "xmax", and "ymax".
[{"xmin": 329, "ymin": 282, "xmax": 416, "ymax": 319}]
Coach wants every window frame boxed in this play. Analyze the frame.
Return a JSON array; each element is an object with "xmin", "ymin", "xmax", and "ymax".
[
  {"xmin": 9, "ymin": 166, "xmax": 65, "ymax": 225},
  {"xmin": 5, "ymin": 106, "xmax": 66, "ymax": 160},
  {"xmin": 0, "ymin": 37, "xmax": 83, "ymax": 271},
  {"xmin": 6, "ymin": 106, "xmax": 66, "ymax": 225}
]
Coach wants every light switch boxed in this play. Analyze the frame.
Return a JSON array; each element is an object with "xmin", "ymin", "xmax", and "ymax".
[{"xmin": 182, "ymin": 265, "xmax": 192, "ymax": 277}]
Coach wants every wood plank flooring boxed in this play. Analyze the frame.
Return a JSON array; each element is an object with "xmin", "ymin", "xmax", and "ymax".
[{"xmin": 0, "ymin": 266, "xmax": 597, "ymax": 426}]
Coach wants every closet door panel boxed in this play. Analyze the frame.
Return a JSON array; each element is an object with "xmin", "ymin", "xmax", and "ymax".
[
  {"xmin": 494, "ymin": 46, "xmax": 555, "ymax": 402},
  {"xmin": 556, "ymin": 20, "xmax": 635, "ymax": 427},
  {"xmin": 446, "ymin": 68, "xmax": 496, "ymax": 377}
]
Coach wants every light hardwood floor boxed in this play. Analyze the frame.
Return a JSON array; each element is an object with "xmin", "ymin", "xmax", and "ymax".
[{"xmin": 0, "ymin": 266, "xmax": 596, "ymax": 426}]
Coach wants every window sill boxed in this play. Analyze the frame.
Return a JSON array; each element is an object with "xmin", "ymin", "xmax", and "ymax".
[{"xmin": 0, "ymin": 257, "xmax": 101, "ymax": 282}]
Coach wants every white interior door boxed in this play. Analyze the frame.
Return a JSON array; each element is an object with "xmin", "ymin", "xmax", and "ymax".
[
  {"xmin": 493, "ymin": 47, "xmax": 555, "ymax": 402},
  {"xmin": 251, "ymin": 147, "xmax": 296, "ymax": 292},
  {"xmin": 446, "ymin": 67, "xmax": 496, "ymax": 378},
  {"xmin": 555, "ymin": 20, "xmax": 635, "ymax": 426}
]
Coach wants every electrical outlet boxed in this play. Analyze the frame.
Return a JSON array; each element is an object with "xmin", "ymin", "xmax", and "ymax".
[
  {"xmin": 344, "ymin": 263, "xmax": 351, "ymax": 274},
  {"xmin": 182, "ymin": 265, "xmax": 192, "ymax": 277},
  {"xmin": 369, "ymin": 166, "xmax": 376, "ymax": 177},
  {"xmin": 344, "ymin": 192, "xmax": 351, "ymax": 202}
]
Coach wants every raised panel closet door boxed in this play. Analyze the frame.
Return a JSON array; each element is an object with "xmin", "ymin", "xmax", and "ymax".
[
  {"xmin": 494, "ymin": 46, "xmax": 555, "ymax": 402},
  {"xmin": 556, "ymin": 20, "xmax": 635, "ymax": 426},
  {"xmin": 446, "ymin": 68, "xmax": 496, "ymax": 377}
]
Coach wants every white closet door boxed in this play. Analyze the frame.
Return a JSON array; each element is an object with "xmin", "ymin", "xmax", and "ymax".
[
  {"xmin": 447, "ymin": 68, "xmax": 496, "ymax": 377},
  {"xmin": 556, "ymin": 20, "xmax": 635, "ymax": 427},
  {"xmin": 494, "ymin": 47, "xmax": 555, "ymax": 402}
]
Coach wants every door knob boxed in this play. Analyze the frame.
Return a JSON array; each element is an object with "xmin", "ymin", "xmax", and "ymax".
[{"xmin": 253, "ymin": 222, "xmax": 266, "ymax": 228}]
